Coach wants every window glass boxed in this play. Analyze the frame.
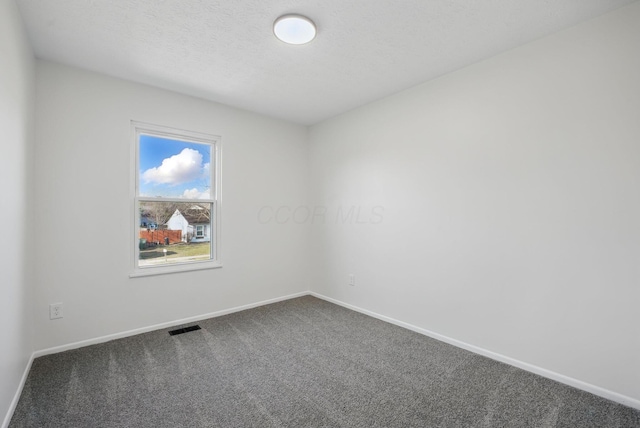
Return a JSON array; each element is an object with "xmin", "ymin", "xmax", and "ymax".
[{"xmin": 133, "ymin": 122, "xmax": 220, "ymax": 275}]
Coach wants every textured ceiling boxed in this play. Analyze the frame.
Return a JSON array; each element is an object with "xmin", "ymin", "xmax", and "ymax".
[{"xmin": 16, "ymin": 0, "xmax": 637, "ymax": 125}]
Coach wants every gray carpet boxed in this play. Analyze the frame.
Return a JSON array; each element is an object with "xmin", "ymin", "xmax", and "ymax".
[{"xmin": 10, "ymin": 296, "xmax": 640, "ymax": 427}]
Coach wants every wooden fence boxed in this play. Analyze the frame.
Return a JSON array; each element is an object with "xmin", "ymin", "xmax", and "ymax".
[{"xmin": 139, "ymin": 229, "xmax": 182, "ymax": 245}]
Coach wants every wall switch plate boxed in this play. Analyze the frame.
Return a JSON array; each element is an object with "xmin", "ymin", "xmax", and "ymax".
[
  {"xmin": 348, "ymin": 274, "xmax": 355, "ymax": 286},
  {"xmin": 50, "ymin": 303, "xmax": 63, "ymax": 320}
]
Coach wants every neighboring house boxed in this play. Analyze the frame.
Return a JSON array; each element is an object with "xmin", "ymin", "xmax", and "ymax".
[
  {"xmin": 166, "ymin": 205, "xmax": 211, "ymax": 242},
  {"xmin": 139, "ymin": 216, "xmax": 158, "ymax": 230}
]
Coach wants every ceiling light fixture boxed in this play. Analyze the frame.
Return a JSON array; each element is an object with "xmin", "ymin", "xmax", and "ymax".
[{"xmin": 273, "ymin": 14, "xmax": 316, "ymax": 45}]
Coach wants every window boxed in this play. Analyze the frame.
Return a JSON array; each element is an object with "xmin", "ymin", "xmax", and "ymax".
[{"xmin": 131, "ymin": 122, "xmax": 221, "ymax": 276}]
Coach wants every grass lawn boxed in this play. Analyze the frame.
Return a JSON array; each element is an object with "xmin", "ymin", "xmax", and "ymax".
[{"xmin": 139, "ymin": 242, "xmax": 210, "ymax": 260}]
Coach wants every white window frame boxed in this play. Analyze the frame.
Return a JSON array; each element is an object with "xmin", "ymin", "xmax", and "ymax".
[
  {"xmin": 130, "ymin": 121, "xmax": 222, "ymax": 277},
  {"xmin": 195, "ymin": 224, "xmax": 205, "ymax": 238}
]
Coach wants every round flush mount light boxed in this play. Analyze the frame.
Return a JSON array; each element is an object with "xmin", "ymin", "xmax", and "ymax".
[{"xmin": 273, "ymin": 14, "xmax": 316, "ymax": 45}]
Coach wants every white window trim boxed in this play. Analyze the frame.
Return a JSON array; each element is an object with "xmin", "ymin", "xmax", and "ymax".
[{"xmin": 130, "ymin": 121, "xmax": 222, "ymax": 278}]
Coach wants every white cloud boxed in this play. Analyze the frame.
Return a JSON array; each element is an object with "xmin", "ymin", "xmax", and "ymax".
[
  {"xmin": 182, "ymin": 188, "xmax": 210, "ymax": 199},
  {"xmin": 142, "ymin": 148, "xmax": 205, "ymax": 185}
]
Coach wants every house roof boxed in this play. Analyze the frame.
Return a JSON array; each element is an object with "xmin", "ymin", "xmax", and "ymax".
[{"xmin": 180, "ymin": 206, "xmax": 210, "ymax": 225}]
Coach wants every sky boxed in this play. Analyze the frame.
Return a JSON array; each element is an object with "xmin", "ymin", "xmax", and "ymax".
[{"xmin": 139, "ymin": 134, "xmax": 211, "ymax": 199}]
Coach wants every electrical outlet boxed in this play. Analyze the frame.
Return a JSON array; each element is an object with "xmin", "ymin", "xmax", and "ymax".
[
  {"xmin": 348, "ymin": 274, "xmax": 355, "ymax": 286},
  {"xmin": 50, "ymin": 303, "xmax": 63, "ymax": 320}
]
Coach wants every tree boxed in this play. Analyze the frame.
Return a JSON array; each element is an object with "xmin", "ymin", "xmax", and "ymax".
[{"xmin": 140, "ymin": 201, "xmax": 180, "ymax": 229}]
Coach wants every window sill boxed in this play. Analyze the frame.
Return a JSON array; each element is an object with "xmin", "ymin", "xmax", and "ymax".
[{"xmin": 129, "ymin": 260, "xmax": 222, "ymax": 278}]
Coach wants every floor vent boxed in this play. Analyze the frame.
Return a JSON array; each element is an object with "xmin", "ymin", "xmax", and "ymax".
[{"xmin": 169, "ymin": 325, "xmax": 202, "ymax": 336}]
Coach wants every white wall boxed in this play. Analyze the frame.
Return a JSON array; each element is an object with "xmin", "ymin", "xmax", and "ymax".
[
  {"xmin": 0, "ymin": 0, "xmax": 35, "ymax": 424},
  {"xmin": 309, "ymin": 2, "xmax": 640, "ymax": 404},
  {"xmin": 33, "ymin": 61, "xmax": 309, "ymax": 350}
]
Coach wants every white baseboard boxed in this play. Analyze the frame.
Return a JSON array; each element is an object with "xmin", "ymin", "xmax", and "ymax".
[
  {"xmin": 310, "ymin": 292, "xmax": 640, "ymax": 411},
  {"xmin": 2, "ymin": 353, "xmax": 35, "ymax": 428},
  {"xmin": 33, "ymin": 291, "xmax": 309, "ymax": 358}
]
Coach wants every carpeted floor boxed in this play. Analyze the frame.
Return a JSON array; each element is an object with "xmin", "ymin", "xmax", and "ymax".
[{"xmin": 10, "ymin": 296, "xmax": 640, "ymax": 427}]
